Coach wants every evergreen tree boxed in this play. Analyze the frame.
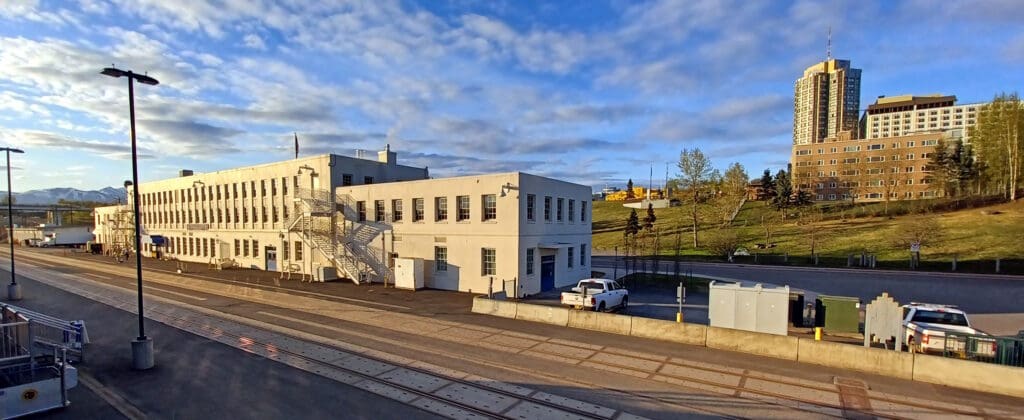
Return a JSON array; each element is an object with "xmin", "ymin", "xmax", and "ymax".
[
  {"xmin": 772, "ymin": 169, "xmax": 792, "ymax": 211},
  {"xmin": 626, "ymin": 179, "xmax": 635, "ymax": 199},
  {"xmin": 625, "ymin": 209, "xmax": 641, "ymax": 236},
  {"xmin": 643, "ymin": 203, "xmax": 657, "ymax": 231},
  {"xmin": 758, "ymin": 169, "xmax": 776, "ymax": 201}
]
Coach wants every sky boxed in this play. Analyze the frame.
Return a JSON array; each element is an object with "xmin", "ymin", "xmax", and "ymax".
[{"xmin": 0, "ymin": 0, "xmax": 1022, "ymax": 193}]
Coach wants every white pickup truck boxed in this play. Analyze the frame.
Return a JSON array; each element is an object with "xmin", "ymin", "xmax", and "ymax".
[
  {"xmin": 560, "ymin": 279, "xmax": 628, "ymax": 312},
  {"xmin": 903, "ymin": 303, "xmax": 996, "ymax": 358}
]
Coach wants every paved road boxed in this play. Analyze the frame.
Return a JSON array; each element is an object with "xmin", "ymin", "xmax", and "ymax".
[
  {"xmin": 592, "ymin": 256, "xmax": 1024, "ymax": 314},
  {"xmin": 5, "ymin": 247, "xmax": 1024, "ymax": 418}
]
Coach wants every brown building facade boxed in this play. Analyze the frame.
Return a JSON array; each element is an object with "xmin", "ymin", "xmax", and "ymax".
[{"xmin": 790, "ymin": 132, "xmax": 945, "ymax": 202}]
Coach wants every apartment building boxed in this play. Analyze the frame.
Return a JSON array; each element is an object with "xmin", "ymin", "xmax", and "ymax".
[
  {"xmin": 861, "ymin": 94, "xmax": 981, "ymax": 142},
  {"xmin": 790, "ymin": 131, "xmax": 947, "ymax": 202},
  {"xmin": 93, "ymin": 147, "xmax": 593, "ymax": 294},
  {"xmin": 793, "ymin": 58, "xmax": 862, "ymax": 145}
]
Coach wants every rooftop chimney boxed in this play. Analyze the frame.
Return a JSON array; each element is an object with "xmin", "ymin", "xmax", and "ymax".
[{"xmin": 378, "ymin": 144, "xmax": 396, "ymax": 166}]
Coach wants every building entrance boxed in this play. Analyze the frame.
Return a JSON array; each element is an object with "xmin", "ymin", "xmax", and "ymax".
[
  {"xmin": 541, "ymin": 255, "xmax": 555, "ymax": 291},
  {"xmin": 265, "ymin": 247, "xmax": 277, "ymax": 271}
]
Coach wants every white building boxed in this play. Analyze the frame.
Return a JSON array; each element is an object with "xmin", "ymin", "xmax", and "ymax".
[
  {"xmin": 93, "ymin": 147, "xmax": 592, "ymax": 295},
  {"xmin": 861, "ymin": 94, "xmax": 981, "ymax": 143}
]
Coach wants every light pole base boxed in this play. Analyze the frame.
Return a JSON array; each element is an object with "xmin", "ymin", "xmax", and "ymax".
[
  {"xmin": 7, "ymin": 283, "xmax": 22, "ymax": 301},
  {"xmin": 131, "ymin": 337, "xmax": 154, "ymax": 370}
]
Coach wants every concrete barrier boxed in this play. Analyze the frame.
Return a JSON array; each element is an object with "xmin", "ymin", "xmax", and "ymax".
[
  {"xmin": 568, "ymin": 310, "xmax": 632, "ymax": 335},
  {"xmin": 514, "ymin": 302, "xmax": 569, "ymax": 326},
  {"xmin": 470, "ymin": 296, "xmax": 517, "ymax": 319},
  {"xmin": 797, "ymin": 338, "xmax": 914, "ymax": 380},
  {"xmin": 629, "ymin": 317, "xmax": 707, "ymax": 347},
  {"xmin": 705, "ymin": 326, "xmax": 799, "ymax": 361},
  {"xmin": 912, "ymin": 354, "xmax": 1024, "ymax": 398}
]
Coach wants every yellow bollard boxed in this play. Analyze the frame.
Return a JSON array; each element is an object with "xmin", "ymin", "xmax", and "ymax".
[
  {"xmin": 814, "ymin": 327, "xmax": 822, "ymax": 341},
  {"xmin": 676, "ymin": 312, "xmax": 683, "ymax": 323}
]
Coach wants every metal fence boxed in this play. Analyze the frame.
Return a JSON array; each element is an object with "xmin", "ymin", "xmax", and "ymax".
[{"xmin": 942, "ymin": 333, "xmax": 1024, "ymax": 367}]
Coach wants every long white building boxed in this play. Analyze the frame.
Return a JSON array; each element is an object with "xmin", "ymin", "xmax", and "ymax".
[
  {"xmin": 93, "ymin": 147, "xmax": 592, "ymax": 295},
  {"xmin": 861, "ymin": 94, "xmax": 981, "ymax": 142}
]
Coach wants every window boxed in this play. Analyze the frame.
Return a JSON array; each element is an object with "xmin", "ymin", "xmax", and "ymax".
[
  {"xmin": 392, "ymin": 199, "xmax": 403, "ymax": 222},
  {"xmin": 283, "ymin": 240, "xmax": 289, "ymax": 260},
  {"xmin": 282, "ymin": 177, "xmax": 288, "ymax": 195},
  {"xmin": 922, "ymin": 139, "xmax": 938, "ymax": 146},
  {"xmin": 294, "ymin": 241, "xmax": 303, "ymax": 260},
  {"xmin": 235, "ymin": 239, "xmax": 240, "ymax": 256},
  {"xmin": 364, "ymin": 176, "xmax": 374, "ymax": 185},
  {"xmin": 526, "ymin": 248, "xmax": 534, "ymax": 275},
  {"xmin": 568, "ymin": 200, "xmax": 575, "ymax": 222},
  {"xmin": 242, "ymin": 207, "xmax": 248, "ymax": 223},
  {"xmin": 457, "ymin": 195, "xmax": 470, "ymax": 221},
  {"xmin": 568, "ymin": 247, "xmax": 574, "ymax": 268},
  {"xmin": 526, "ymin": 194, "xmax": 536, "ymax": 221},
  {"xmin": 435, "ymin": 247, "xmax": 447, "ymax": 271},
  {"xmin": 544, "ymin": 196, "xmax": 552, "ymax": 221},
  {"xmin": 253, "ymin": 240, "xmax": 259, "ymax": 258},
  {"xmin": 906, "ymin": 141, "xmax": 915, "ymax": 147},
  {"xmin": 243, "ymin": 240, "xmax": 249, "ymax": 257},
  {"xmin": 557, "ymin": 198, "xmax": 564, "ymax": 221},
  {"xmin": 482, "ymin": 194, "xmax": 496, "ymax": 221},
  {"xmin": 261, "ymin": 180, "xmax": 266, "ymax": 196},
  {"xmin": 357, "ymin": 201, "xmax": 366, "ymax": 221},
  {"xmin": 375, "ymin": 200, "xmax": 385, "ymax": 222},
  {"xmin": 481, "ymin": 248, "xmax": 496, "ymax": 275},
  {"xmin": 342, "ymin": 174, "xmax": 353, "ymax": 186},
  {"xmin": 868, "ymin": 144, "xmax": 884, "ymax": 150},
  {"xmin": 580, "ymin": 244, "xmax": 586, "ymax": 266},
  {"xmin": 796, "ymin": 149, "xmax": 811, "ymax": 155},
  {"xmin": 413, "ymin": 198, "xmax": 424, "ymax": 222},
  {"xmin": 581, "ymin": 202, "xmax": 587, "ymax": 222},
  {"xmin": 435, "ymin": 197, "xmax": 448, "ymax": 221}
]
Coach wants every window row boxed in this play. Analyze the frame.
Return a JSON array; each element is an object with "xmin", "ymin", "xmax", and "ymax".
[
  {"xmin": 140, "ymin": 203, "xmax": 291, "ymax": 227},
  {"xmin": 354, "ymin": 195, "xmax": 588, "ymax": 224}
]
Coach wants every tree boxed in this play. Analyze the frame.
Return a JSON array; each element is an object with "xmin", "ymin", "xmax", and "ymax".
[
  {"xmin": 624, "ymin": 209, "xmax": 640, "ymax": 237},
  {"xmin": 722, "ymin": 162, "xmax": 748, "ymax": 198},
  {"xmin": 643, "ymin": 203, "xmax": 656, "ymax": 231},
  {"xmin": 771, "ymin": 169, "xmax": 793, "ymax": 215},
  {"xmin": 678, "ymin": 148, "xmax": 714, "ymax": 248},
  {"xmin": 893, "ymin": 211, "xmax": 944, "ymax": 251},
  {"xmin": 626, "ymin": 179, "xmax": 635, "ymax": 199},
  {"xmin": 758, "ymin": 169, "xmax": 776, "ymax": 201},
  {"xmin": 927, "ymin": 138, "xmax": 977, "ymax": 200},
  {"xmin": 971, "ymin": 93, "xmax": 1024, "ymax": 200},
  {"xmin": 760, "ymin": 212, "xmax": 779, "ymax": 248},
  {"xmin": 704, "ymin": 228, "xmax": 741, "ymax": 258},
  {"xmin": 796, "ymin": 205, "xmax": 830, "ymax": 257}
]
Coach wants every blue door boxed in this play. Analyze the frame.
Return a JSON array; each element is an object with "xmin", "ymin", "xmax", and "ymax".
[
  {"xmin": 541, "ymin": 255, "xmax": 556, "ymax": 291},
  {"xmin": 266, "ymin": 247, "xmax": 277, "ymax": 271}
]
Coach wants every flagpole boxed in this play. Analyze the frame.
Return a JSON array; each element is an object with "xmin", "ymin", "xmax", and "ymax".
[{"xmin": 294, "ymin": 132, "xmax": 299, "ymax": 159}]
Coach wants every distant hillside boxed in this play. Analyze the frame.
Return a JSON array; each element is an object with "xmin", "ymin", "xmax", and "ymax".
[{"xmin": 2, "ymin": 187, "xmax": 125, "ymax": 205}]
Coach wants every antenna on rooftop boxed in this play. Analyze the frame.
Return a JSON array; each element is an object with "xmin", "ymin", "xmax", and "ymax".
[{"xmin": 826, "ymin": 26, "xmax": 832, "ymax": 60}]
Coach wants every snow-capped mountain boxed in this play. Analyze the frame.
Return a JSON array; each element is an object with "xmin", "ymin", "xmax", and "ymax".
[{"xmin": 2, "ymin": 187, "xmax": 125, "ymax": 205}]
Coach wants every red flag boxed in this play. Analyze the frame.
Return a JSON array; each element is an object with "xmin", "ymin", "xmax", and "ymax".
[{"xmin": 294, "ymin": 132, "xmax": 299, "ymax": 159}]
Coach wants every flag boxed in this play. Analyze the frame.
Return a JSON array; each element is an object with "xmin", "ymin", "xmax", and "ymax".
[{"xmin": 294, "ymin": 132, "xmax": 299, "ymax": 159}]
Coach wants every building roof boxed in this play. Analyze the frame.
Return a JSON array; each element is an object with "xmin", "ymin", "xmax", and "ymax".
[{"xmin": 866, "ymin": 94, "xmax": 957, "ymax": 114}]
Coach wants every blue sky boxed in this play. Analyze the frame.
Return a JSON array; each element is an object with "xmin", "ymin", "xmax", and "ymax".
[{"xmin": 1, "ymin": 0, "xmax": 1022, "ymax": 193}]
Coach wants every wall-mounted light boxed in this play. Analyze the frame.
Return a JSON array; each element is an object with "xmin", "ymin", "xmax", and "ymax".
[
  {"xmin": 297, "ymin": 164, "xmax": 316, "ymax": 175},
  {"xmin": 192, "ymin": 180, "xmax": 205, "ymax": 188},
  {"xmin": 500, "ymin": 182, "xmax": 518, "ymax": 197}
]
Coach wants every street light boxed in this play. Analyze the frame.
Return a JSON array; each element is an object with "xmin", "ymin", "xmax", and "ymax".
[
  {"xmin": 101, "ymin": 66, "xmax": 159, "ymax": 370},
  {"xmin": 2, "ymin": 147, "xmax": 24, "ymax": 301}
]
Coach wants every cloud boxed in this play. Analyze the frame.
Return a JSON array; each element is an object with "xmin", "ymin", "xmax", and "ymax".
[
  {"xmin": 138, "ymin": 119, "xmax": 243, "ymax": 154},
  {"xmin": 243, "ymin": 33, "xmax": 267, "ymax": 50},
  {"xmin": 1, "ymin": 129, "xmax": 155, "ymax": 159}
]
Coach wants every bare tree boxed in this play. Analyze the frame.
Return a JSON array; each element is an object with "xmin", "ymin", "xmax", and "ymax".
[
  {"xmin": 760, "ymin": 212, "xmax": 780, "ymax": 248},
  {"xmin": 796, "ymin": 205, "xmax": 830, "ymax": 257},
  {"xmin": 678, "ymin": 148, "xmax": 713, "ymax": 247},
  {"xmin": 972, "ymin": 93, "xmax": 1023, "ymax": 200}
]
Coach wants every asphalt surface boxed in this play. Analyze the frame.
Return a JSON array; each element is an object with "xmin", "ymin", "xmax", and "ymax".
[
  {"xmin": 5, "ymin": 247, "xmax": 1024, "ymax": 418},
  {"xmin": 592, "ymin": 256, "xmax": 1024, "ymax": 314},
  {"xmin": 5, "ymin": 262, "xmax": 439, "ymax": 419}
]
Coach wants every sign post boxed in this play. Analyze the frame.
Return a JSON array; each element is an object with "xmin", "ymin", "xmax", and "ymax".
[{"xmin": 676, "ymin": 283, "xmax": 686, "ymax": 323}]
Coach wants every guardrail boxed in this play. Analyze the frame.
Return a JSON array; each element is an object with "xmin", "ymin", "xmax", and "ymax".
[{"xmin": 1, "ymin": 304, "xmax": 88, "ymax": 363}]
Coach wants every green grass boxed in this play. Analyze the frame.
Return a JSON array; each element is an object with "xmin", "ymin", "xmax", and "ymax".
[{"xmin": 592, "ymin": 198, "xmax": 1024, "ymax": 274}]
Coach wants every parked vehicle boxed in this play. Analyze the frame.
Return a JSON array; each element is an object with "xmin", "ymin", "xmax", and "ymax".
[
  {"xmin": 40, "ymin": 227, "xmax": 94, "ymax": 247},
  {"xmin": 560, "ymin": 279, "xmax": 629, "ymax": 312},
  {"xmin": 903, "ymin": 303, "xmax": 996, "ymax": 358}
]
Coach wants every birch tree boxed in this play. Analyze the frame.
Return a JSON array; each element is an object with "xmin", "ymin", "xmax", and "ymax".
[{"xmin": 678, "ymin": 148, "xmax": 713, "ymax": 248}]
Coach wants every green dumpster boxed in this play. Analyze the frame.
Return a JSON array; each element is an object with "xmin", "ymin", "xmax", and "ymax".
[{"xmin": 814, "ymin": 295, "xmax": 860, "ymax": 333}]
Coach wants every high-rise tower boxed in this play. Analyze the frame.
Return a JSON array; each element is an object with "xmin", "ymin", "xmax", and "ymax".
[{"xmin": 793, "ymin": 59, "xmax": 862, "ymax": 145}]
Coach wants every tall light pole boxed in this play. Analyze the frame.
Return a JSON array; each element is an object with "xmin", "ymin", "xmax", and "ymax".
[
  {"xmin": 101, "ymin": 66, "xmax": 159, "ymax": 370},
  {"xmin": 2, "ymin": 147, "xmax": 24, "ymax": 301}
]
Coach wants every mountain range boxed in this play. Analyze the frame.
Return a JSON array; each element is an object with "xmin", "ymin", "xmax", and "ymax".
[{"xmin": 2, "ymin": 187, "xmax": 126, "ymax": 205}]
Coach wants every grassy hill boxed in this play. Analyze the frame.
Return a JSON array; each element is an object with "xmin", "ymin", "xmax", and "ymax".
[{"xmin": 592, "ymin": 198, "xmax": 1024, "ymax": 274}]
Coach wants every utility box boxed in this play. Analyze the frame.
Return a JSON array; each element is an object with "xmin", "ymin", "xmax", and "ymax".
[
  {"xmin": 394, "ymin": 257, "xmax": 425, "ymax": 290},
  {"xmin": 788, "ymin": 291, "xmax": 806, "ymax": 327},
  {"xmin": 815, "ymin": 295, "xmax": 861, "ymax": 333},
  {"xmin": 317, "ymin": 266, "xmax": 338, "ymax": 282},
  {"xmin": 709, "ymin": 282, "xmax": 790, "ymax": 336}
]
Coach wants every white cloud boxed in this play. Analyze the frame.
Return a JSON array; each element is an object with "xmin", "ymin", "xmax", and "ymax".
[{"xmin": 243, "ymin": 33, "xmax": 266, "ymax": 50}]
